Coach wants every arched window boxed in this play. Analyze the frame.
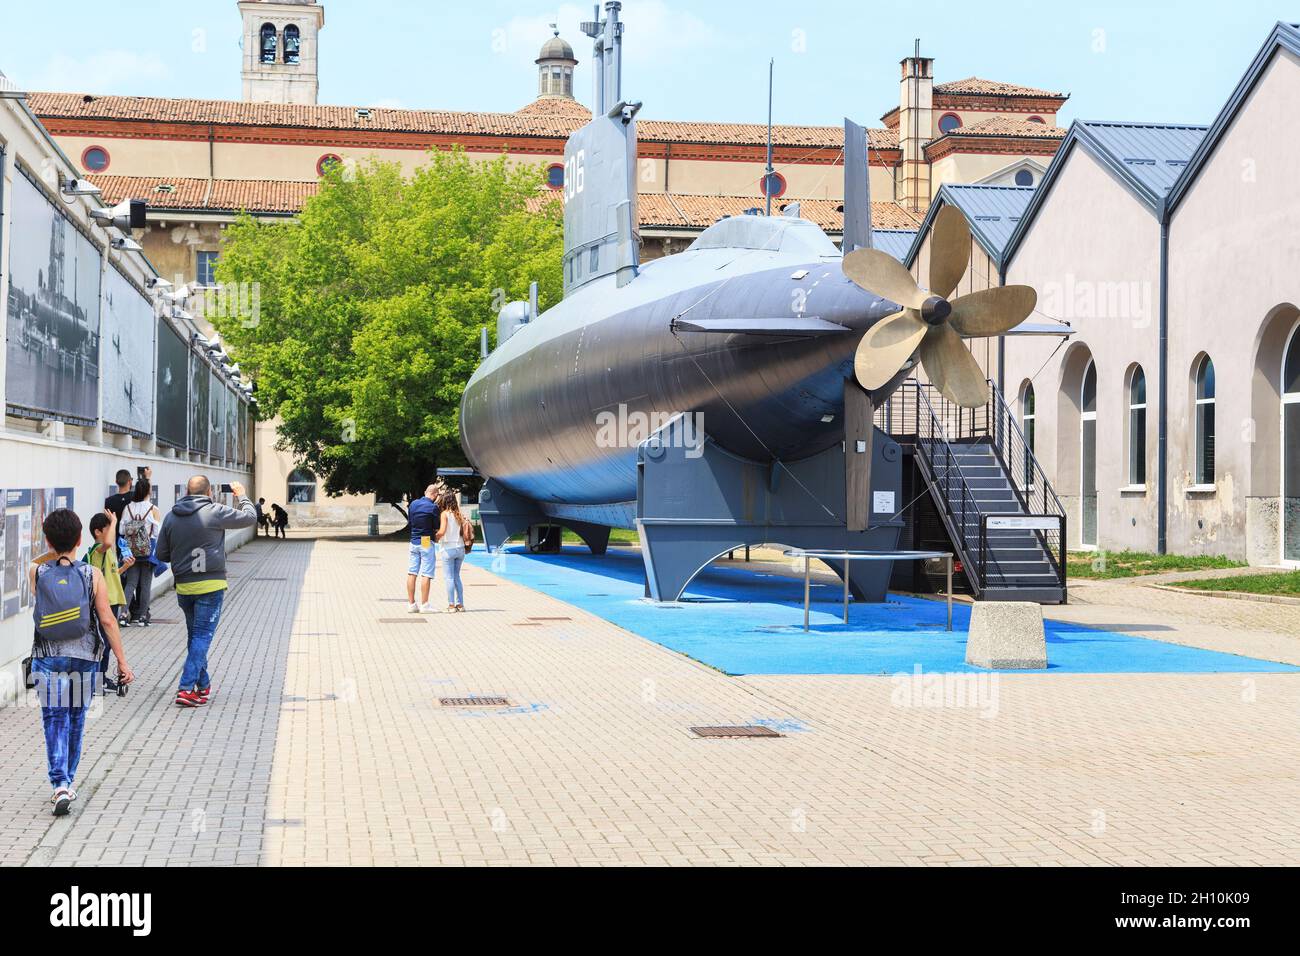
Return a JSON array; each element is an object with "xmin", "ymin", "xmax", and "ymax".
[
  {"xmin": 288, "ymin": 468, "xmax": 316, "ymax": 504},
  {"xmin": 938, "ymin": 113, "xmax": 962, "ymax": 134},
  {"xmin": 1283, "ymin": 323, "xmax": 1300, "ymax": 562},
  {"xmin": 1020, "ymin": 381, "xmax": 1036, "ymax": 489},
  {"xmin": 1195, "ymin": 355, "xmax": 1215, "ymax": 485},
  {"xmin": 1127, "ymin": 366, "xmax": 1147, "ymax": 485},
  {"xmin": 1081, "ymin": 359, "xmax": 1098, "ymax": 546},
  {"xmin": 283, "ymin": 24, "xmax": 301, "ymax": 64},
  {"xmin": 259, "ymin": 24, "xmax": 278, "ymax": 64},
  {"xmin": 1014, "ymin": 168, "xmax": 1034, "ymax": 187},
  {"xmin": 1027, "ymin": 115, "xmax": 1046, "ymax": 124},
  {"xmin": 546, "ymin": 163, "xmax": 565, "ymax": 189}
]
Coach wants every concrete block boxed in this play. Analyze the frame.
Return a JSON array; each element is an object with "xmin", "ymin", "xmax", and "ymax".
[{"xmin": 965, "ymin": 602, "xmax": 1047, "ymax": 669}]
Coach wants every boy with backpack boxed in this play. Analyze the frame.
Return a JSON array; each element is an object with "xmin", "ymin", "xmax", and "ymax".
[
  {"xmin": 29, "ymin": 509, "xmax": 134, "ymax": 816},
  {"xmin": 84, "ymin": 510, "xmax": 128, "ymax": 691}
]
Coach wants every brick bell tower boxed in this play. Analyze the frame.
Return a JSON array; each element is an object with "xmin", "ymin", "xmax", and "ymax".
[{"xmin": 239, "ymin": 0, "xmax": 325, "ymax": 105}]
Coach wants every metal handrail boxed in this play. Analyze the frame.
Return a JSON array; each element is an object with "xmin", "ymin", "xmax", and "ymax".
[{"xmin": 877, "ymin": 377, "xmax": 1068, "ymax": 597}]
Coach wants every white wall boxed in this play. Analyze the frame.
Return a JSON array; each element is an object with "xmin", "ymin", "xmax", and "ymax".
[
  {"xmin": 0, "ymin": 431, "xmax": 253, "ymax": 701},
  {"xmin": 1167, "ymin": 47, "xmax": 1300, "ymax": 562},
  {"xmin": 1004, "ymin": 146, "xmax": 1162, "ymax": 552}
]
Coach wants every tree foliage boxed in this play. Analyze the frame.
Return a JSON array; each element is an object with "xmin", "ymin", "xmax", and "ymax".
[{"xmin": 213, "ymin": 149, "xmax": 562, "ymax": 506}]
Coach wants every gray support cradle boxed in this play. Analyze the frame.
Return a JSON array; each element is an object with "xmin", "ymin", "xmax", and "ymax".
[
  {"xmin": 477, "ymin": 480, "xmax": 611, "ymax": 555},
  {"xmin": 636, "ymin": 414, "xmax": 904, "ymax": 602}
]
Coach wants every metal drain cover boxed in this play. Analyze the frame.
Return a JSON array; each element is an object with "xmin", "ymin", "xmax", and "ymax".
[
  {"xmin": 690, "ymin": 725, "xmax": 783, "ymax": 738},
  {"xmin": 440, "ymin": 696, "xmax": 510, "ymax": 707}
]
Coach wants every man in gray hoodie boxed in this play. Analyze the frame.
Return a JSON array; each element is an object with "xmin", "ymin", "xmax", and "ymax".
[{"xmin": 156, "ymin": 476, "xmax": 257, "ymax": 707}]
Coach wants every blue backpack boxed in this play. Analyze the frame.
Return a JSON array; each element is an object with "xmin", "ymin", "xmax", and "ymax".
[{"xmin": 32, "ymin": 559, "xmax": 101, "ymax": 660}]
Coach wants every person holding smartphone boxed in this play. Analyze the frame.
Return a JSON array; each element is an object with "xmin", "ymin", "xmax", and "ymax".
[{"xmin": 155, "ymin": 476, "xmax": 257, "ymax": 707}]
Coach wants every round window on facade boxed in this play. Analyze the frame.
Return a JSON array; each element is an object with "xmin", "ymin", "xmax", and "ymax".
[
  {"xmin": 316, "ymin": 153, "xmax": 343, "ymax": 176},
  {"xmin": 759, "ymin": 171, "xmax": 787, "ymax": 199},
  {"xmin": 81, "ymin": 145, "xmax": 110, "ymax": 173},
  {"xmin": 546, "ymin": 163, "xmax": 565, "ymax": 190},
  {"xmin": 938, "ymin": 113, "xmax": 962, "ymax": 134},
  {"xmin": 1014, "ymin": 168, "xmax": 1034, "ymax": 187}
]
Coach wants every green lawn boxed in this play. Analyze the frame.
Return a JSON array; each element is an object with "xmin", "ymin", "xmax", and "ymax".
[
  {"xmin": 1173, "ymin": 571, "xmax": 1300, "ymax": 597},
  {"xmin": 1067, "ymin": 550, "xmax": 1246, "ymax": 579},
  {"xmin": 561, "ymin": 528, "xmax": 639, "ymax": 546}
]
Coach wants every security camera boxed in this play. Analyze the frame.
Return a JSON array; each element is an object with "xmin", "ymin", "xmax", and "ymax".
[
  {"xmin": 164, "ymin": 284, "xmax": 191, "ymax": 302},
  {"xmin": 111, "ymin": 233, "xmax": 143, "ymax": 252},
  {"xmin": 61, "ymin": 177, "xmax": 102, "ymax": 199},
  {"xmin": 89, "ymin": 198, "xmax": 146, "ymax": 231},
  {"xmin": 146, "ymin": 277, "xmax": 172, "ymax": 290}
]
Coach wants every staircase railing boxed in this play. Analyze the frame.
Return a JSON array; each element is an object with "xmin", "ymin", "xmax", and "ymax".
[
  {"xmin": 875, "ymin": 377, "xmax": 1068, "ymax": 597},
  {"xmin": 877, "ymin": 379, "xmax": 990, "ymax": 595},
  {"xmin": 986, "ymin": 379, "xmax": 1067, "ymax": 587}
]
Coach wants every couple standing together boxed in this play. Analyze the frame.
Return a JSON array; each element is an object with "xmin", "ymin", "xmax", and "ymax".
[{"xmin": 406, "ymin": 485, "xmax": 473, "ymax": 613}]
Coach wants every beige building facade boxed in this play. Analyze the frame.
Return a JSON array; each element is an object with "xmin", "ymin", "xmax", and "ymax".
[
  {"xmin": 21, "ymin": 0, "xmax": 1073, "ymax": 525},
  {"xmin": 999, "ymin": 22, "xmax": 1300, "ymax": 564}
]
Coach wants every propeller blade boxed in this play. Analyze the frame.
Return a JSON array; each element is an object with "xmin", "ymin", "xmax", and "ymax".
[
  {"xmin": 842, "ymin": 248, "xmax": 929, "ymax": 310},
  {"xmin": 853, "ymin": 309, "xmax": 926, "ymax": 390},
  {"xmin": 919, "ymin": 324, "xmax": 990, "ymax": 407},
  {"xmin": 947, "ymin": 285, "xmax": 1038, "ymax": 337},
  {"xmin": 929, "ymin": 205, "xmax": 971, "ymax": 300}
]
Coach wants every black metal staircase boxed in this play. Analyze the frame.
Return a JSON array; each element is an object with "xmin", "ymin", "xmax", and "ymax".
[{"xmin": 876, "ymin": 378, "xmax": 1067, "ymax": 603}]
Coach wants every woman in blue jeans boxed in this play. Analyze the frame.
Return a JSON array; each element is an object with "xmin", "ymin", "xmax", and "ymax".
[
  {"xmin": 435, "ymin": 492, "xmax": 469, "ymax": 611},
  {"xmin": 29, "ymin": 509, "xmax": 134, "ymax": 815}
]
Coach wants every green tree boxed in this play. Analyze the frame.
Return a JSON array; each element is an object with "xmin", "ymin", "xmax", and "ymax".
[{"xmin": 213, "ymin": 148, "xmax": 563, "ymax": 513}]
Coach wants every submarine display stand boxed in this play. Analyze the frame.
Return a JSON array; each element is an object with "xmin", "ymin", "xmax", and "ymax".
[{"xmin": 477, "ymin": 410, "xmax": 904, "ymax": 604}]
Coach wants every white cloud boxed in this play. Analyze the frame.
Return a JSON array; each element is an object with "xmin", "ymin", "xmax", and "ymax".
[{"xmin": 26, "ymin": 49, "xmax": 170, "ymax": 94}]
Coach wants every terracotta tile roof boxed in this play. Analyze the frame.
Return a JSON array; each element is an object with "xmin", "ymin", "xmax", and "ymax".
[
  {"xmin": 90, "ymin": 175, "xmax": 318, "ymax": 214},
  {"xmin": 29, "ymin": 92, "xmax": 897, "ymax": 151},
  {"xmin": 515, "ymin": 97, "xmax": 592, "ymax": 119},
  {"xmin": 944, "ymin": 116, "xmax": 1067, "ymax": 139},
  {"xmin": 935, "ymin": 77, "xmax": 1067, "ymax": 99},
  {"xmin": 637, "ymin": 194, "xmax": 921, "ymax": 232},
  {"xmin": 93, "ymin": 174, "xmax": 922, "ymax": 234}
]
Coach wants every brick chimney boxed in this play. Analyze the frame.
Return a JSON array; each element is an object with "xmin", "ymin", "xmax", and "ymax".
[{"xmin": 898, "ymin": 41, "xmax": 933, "ymax": 213}]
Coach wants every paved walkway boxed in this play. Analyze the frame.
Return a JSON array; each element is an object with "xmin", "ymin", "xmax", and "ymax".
[{"xmin": 1, "ymin": 536, "xmax": 1297, "ymax": 866}]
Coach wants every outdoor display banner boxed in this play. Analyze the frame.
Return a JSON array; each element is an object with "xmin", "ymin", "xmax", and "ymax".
[
  {"xmin": 227, "ymin": 386, "xmax": 239, "ymax": 463},
  {"xmin": 239, "ymin": 398, "xmax": 251, "ymax": 466},
  {"xmin": 155, "ymin": 317, "xmax": 190, "ymax": 448},
  {"xmin": 209, "ymin": 369, "xmax": 226, "ymax": 460},
  {"xmin": 4, "ymin": 169, "xmax": 102, "ymax": 423},
  {"xmin": 0, "ymin": 487, "xmax": 73, "ymax": 620},
  {"xmin": 189, "ymin": 356, "xmax": 210, "ymax": 454},
  {"xmin": 102, "ymin": 264, "xmax": 156, "ymax": 434}
]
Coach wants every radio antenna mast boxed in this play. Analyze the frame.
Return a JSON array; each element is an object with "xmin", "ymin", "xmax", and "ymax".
[{"xmin": 764, "ymin": 58, "xmax": 775, "ymax": 215}]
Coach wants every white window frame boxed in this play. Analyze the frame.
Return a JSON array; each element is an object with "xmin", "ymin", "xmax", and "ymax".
[
  {"xmin": 1194, "ymin": 355, "xmax": 1216, "ymax": 487},
  {"xmin": 1080, "ymin": 359, "xmax": 1098, "ymax": 549},
  {"xmin": 1127, "ymin": 366, "xmax": 1147, "ymax": 487},
  {"xmin": 1282, "ymin": 322, "xmax": 1300, "ymax": 566}
]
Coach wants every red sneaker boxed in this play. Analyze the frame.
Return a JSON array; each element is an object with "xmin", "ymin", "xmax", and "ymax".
[
  {"xmin": 195, "ymin": 686, "xmax": 213, "ymax": 705},
  {"xmin": 175, "ymin": 690, "xmax": 202, "ymax": 707}
]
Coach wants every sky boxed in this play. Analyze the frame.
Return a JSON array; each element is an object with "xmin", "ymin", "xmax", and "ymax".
[{"xmin": 0, "ymin": 1, "xmax": 1295, "ymax": 128}]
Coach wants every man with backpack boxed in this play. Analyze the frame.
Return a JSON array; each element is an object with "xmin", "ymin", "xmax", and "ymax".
[
  {"xmin": 155, "ymin": 476, "xmax": 257, "ymax": 707},
  {"xmin": 29, "ymin": 508, "xmax": 135, "ymax": 816},
  {"xmin": 119, "ymin": 477, "xmax": 161, "ymax": 626}
]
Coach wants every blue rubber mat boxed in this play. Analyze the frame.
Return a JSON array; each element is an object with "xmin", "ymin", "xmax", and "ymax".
[{"xmin": 466, "ymin": 546, "xmax": 1299, "ymax": 676}]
